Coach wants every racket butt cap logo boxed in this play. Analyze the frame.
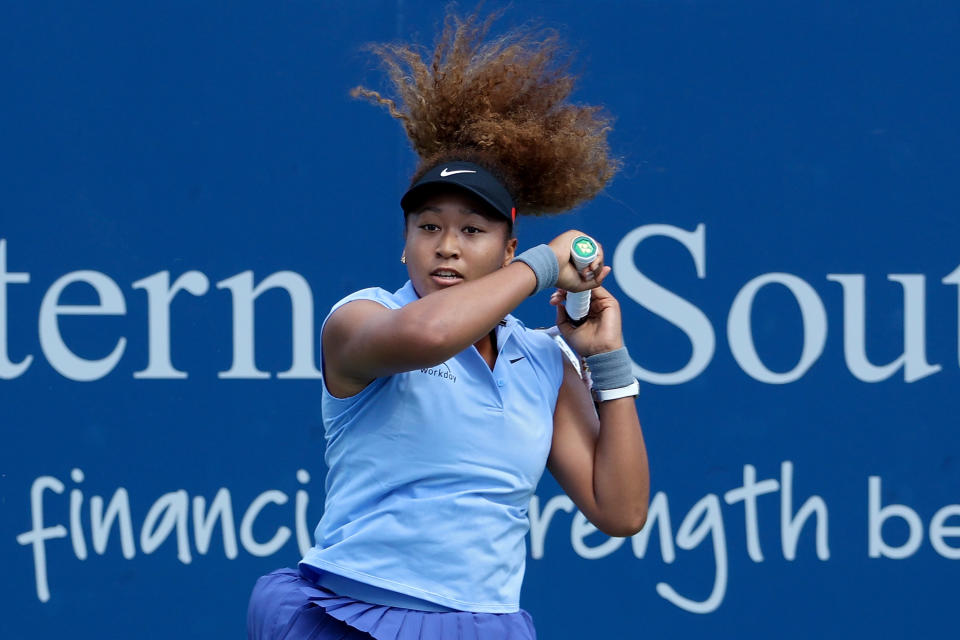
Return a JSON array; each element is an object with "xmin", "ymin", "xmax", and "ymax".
[{"xmin": 572, "ymin": 236, "xmax": 598, "ymax": 262}]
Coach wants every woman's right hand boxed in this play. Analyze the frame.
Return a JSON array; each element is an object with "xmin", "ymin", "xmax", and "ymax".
[{"xmin": 548, "ymin": 230, "xmax": 612, "ymax": 293}]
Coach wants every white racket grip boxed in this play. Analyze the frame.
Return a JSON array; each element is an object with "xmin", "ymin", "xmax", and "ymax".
[
  {"xmin": 564, "ymin": 236, "xmax": 598, "ymax": 325},
  {"xmin": 566, "ymin": 290, "xmax": 591, "ymax": 323}
]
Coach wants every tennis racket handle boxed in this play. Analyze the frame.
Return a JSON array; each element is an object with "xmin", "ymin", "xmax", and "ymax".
[
  {"xmin": 564, "ymin": 236, "xmax": 598, "ymax": 326},
  {"xmin": 566, "ymin": 290, "xmax": 591, "ymax": 325}
]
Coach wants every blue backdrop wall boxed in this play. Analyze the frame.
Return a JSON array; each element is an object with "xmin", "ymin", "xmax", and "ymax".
[{"xmin": 2, "ymin": 1, "xmax": 959, "ymax": 638}]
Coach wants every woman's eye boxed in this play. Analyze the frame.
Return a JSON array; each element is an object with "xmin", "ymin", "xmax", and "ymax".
[
  {"xmin": 463, "ymin": 226, "xmax": 482, "ymax": 234},
  {"xmin": 420, "ymin": 223, "xmax": 440, "ymax": 232}
]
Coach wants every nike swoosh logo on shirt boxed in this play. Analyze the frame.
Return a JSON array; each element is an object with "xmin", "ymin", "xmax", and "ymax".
[
  {"xmin": 509, "ymin": 357, "xmax": 525, "ymax": 364},
  {"xmin": 440, "ymin": 168, "xmax": 477, "ymax": 177}
]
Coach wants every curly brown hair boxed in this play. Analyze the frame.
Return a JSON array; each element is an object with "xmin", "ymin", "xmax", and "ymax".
[{"xmin": 350, "ymin": 7, "xmax": 620, "ymax": 216}]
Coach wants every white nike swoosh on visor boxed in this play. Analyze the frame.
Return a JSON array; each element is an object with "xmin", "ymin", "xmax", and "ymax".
[{"xmin": 440, "ymin": 168, "xmax": 477, "ymax": 176}]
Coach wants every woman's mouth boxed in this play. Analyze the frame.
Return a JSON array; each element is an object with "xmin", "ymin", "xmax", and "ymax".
[{"xmin": 430, "ymin": 268, "xmax": 464, "ymax": 285}]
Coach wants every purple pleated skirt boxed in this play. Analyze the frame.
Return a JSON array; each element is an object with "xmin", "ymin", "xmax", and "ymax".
[{"xmin": 247, "ymin": 567, "xmax": 537, "ymax": 640}]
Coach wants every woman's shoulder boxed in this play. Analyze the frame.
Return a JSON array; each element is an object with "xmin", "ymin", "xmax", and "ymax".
[
  {"xmin": 515, "ymin": 322, "xmax": 562, "ymax": 349},
  {"xmin": 328, "ymin": 281, "xmax": 417, "ymax": 316}
]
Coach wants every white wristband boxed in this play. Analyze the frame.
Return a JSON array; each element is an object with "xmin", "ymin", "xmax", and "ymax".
[{"xmin": 592, "ymin": 379, "xmax": 639, "ymax": 402}]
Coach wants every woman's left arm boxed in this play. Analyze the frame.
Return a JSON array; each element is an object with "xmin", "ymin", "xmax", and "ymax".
[{"xmin": 546, "ymin": 286, "xmax": 650, "ymax": 538}]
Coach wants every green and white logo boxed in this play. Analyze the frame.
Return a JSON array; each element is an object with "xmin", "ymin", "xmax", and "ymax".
[{"xmin": 572, "ymin": 236, "xmax": 598, "ymax": 260}]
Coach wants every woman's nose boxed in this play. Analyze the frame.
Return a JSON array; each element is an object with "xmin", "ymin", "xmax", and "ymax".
[{"xmin": 436, "ymin": 230, "xmax": 460, "ymax": 258}]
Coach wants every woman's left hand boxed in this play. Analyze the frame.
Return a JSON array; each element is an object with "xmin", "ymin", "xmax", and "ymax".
[{"xmin": 549, "ymin": 286, "xmax": 624, "ymax": 357}]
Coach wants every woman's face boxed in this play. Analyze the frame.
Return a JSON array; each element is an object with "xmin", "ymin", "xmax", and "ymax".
[{"xmin": 403, "ymin": 190, "xmax": 517, "ymax": 297}]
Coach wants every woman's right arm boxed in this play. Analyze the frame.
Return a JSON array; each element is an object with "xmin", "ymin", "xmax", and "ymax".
[
  {"xmin": 323, "ymin": 261, "xmax": 535, "ymax": 395},
  {"xmin": 323, "ymin": 231, "xmax": 609, "ymax": 397}
]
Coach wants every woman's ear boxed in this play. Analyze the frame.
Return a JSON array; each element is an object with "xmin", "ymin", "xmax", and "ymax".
[{"xmin": 502, "ymin": 237, "xmax": 519, "ymax": 268}]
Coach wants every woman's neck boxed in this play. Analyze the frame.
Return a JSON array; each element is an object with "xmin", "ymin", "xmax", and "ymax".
[{"xmin": 474, "ymin": 329, "xmax": 498, "ymax": 370}]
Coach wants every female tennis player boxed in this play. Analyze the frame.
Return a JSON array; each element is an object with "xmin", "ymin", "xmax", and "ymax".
[{"xmin": 247, "ymin": 9, "xmax": 649, "ymax": 639}]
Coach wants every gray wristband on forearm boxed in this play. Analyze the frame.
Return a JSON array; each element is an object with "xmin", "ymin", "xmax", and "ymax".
[
  {"xmin": 585, "ymin": 347, "xmax": 635, "ymax": 390},
  {"xmin": 513, "ymin": 244, "xmax": 559, "ymax": 296}
]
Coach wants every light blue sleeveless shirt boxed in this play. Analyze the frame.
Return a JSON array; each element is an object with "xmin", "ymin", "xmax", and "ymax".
[{"xmin": 300, "ymin": 280, "xmax": 564, "ymax": 613}]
